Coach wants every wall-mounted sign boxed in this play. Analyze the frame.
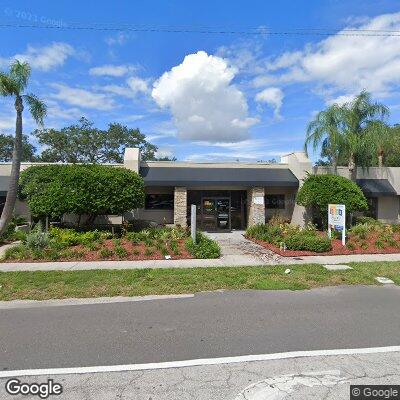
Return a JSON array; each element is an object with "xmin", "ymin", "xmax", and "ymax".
[
  {"xmin": 328, "ymin": 204, "xmax": 346, "ymax": 245},
  {"xmin": 253, "ymin": 196, "xmax": 264, "ymax": 205}
]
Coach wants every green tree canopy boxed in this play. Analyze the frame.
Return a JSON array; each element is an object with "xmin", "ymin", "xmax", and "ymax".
[
  {"xmin": 296, "ymin": 174, "xmax": 368, "ymax": 227},
  {"xmin": 305, "ymin": 91, "xmax": 390, "ymax": 172},
  {"xmin": 33, "ymin": 117, "xmax": 158, "ymax": 163},
  {"xmin": 19, "ymin": 164, "xmax": 145, "ymax": 222},
  {"xmin": 0, "ymin": 133, "xmax": 37, "ymax": 162}
]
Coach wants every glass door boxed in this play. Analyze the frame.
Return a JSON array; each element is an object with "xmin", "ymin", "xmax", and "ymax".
[
  {"xmin": 201, "ymin": 198, "xmax": 217, "ymax": 231},
  {"xmin": 216, "ymin": 198, "xmax": 230, "ymax": 230},
  {"xmin": 201, "ymin": 197, "xmax": 231, "ymax": 231}
]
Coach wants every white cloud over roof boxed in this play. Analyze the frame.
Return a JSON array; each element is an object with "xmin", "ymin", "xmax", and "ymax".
[{"xmin": 152, "ymin": 51, "xmax": 258, "ymax": 142}]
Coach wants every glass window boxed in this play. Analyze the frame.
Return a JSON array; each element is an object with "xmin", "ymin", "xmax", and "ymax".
[
  {"xmin": 145, "ymin": 194, "xmax": 174, "ymax": 210},
  {"xmin": 265, "ymin": 194, "xmax": 285, "ymax": 209}
]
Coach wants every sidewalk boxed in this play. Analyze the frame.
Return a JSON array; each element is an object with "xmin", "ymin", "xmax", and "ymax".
[
  {"xmin": 2, "ymin": 244, "xmax": 400, "ymax": 272},
  {"xmin": 2, "ymin": 230, "xmax": 400, "ymax": 272}
]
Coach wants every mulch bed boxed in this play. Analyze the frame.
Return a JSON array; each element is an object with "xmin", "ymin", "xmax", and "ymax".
[
  {"xmin": 247, "ymin": 233, "xmax": 400, "ymax": 257},
  {"xmin": 4, "ymin": 238, "xmax": 194, "ymax": 262}
]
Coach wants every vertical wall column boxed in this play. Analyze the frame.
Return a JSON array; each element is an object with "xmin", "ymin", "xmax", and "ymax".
[
  {"xmin": 174, "ymin": 187, "xmax": 187, "ymax": 227},
  {"xmin": 247, "ymin": 187, "xmax": 265, "ymax": 227}
]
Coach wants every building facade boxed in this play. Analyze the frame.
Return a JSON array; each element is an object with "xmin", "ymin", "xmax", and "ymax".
[{"xmin": 0, "ymin": 148, "xmax": 399, "ymax": 230}]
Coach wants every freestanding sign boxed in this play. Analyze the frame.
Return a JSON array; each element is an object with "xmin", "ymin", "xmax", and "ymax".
[{"xmin": 328, "ymin": 204, "xmax": 346, "ymax": 246}]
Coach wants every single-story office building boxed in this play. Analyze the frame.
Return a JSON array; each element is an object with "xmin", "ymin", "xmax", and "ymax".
[{"xmin": 0, "ymin": 148, "xmax": 399, "ymax": 231}]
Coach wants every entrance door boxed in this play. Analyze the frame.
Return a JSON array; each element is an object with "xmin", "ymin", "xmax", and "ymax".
[{"xmin": 201, "ymin": 197, "xmax": 231, "ymax": 231}]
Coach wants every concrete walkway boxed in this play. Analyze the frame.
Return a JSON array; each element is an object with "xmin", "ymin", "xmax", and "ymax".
[{"xmin": 1, "ymin": 231, "xmax": 400, "ymax": 272}]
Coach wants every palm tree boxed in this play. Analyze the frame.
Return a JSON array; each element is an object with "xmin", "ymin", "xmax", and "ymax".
[
  {"xmin": 341, "ymin": 91, "xmax": 389, "ymax": 176},
  {"xmin": 0, "ymin": 60, "xmax": 46, "ymax": 234},
  {"xmin": 304, "ymin": 104, "xmax": 343, "ymax": 174},
  {"xmin": 365, "ymin": 120, "xmax": 391, "ymax": 167}
]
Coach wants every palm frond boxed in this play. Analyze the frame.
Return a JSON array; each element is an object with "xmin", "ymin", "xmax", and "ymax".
[
  {"xmin": 9, "ymin": 60, "xmax": 31, "ymax": 92},
  {"xmin": 0, "ymin": 72, "xmax": 19, "ymax": 96},
  {"xmin": 23, "ymin": 94, "xmax": 47, "ymax": 126}
]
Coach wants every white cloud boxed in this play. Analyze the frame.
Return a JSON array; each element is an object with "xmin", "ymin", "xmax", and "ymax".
[
  {"xmin": 152, "ymin": 51, "xmax": 258, "ymax": 142},
  {"xmin": 5, "ymin": 42, "xmax": 75, "ymax": 71},
  {"xmin": 45, "ymin": 100, "xmax": 83, "ymax": 121},
  {"xmin": 0, "ymin": 115, "xmax": 15, "ymax": 131},
  {"xmin": 89, "ymin": 64, "xmax": 135, "ymax": 77},
  {"xmin": 254, "ymin": 12, "xmax": 400, "ymax": 98},
  {"xmin": 105, "ymin": 32, "xmax": 129, "ymax": 46},
  {"xmin": 255, "ymin": 87, "xmax": 284, "ymax": 118},
  {"xmin": 127, "ymin": 77, "xmax": 150, "ymax": 95},
  {"xmin": 101, "ymin": 84, "xmax": 136, "ymax": 99},
  {"xmin": 50, "ymin": 83, "xmax": 115, "ymax": 111}
]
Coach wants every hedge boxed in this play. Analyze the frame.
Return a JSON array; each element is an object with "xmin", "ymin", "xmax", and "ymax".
[{"xmin": 19, "ymin": 164, "xmax": 145, "ymax": 222}]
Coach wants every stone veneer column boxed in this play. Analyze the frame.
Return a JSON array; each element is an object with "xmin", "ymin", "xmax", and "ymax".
[
  {"xmin": 247, "ymin": 187, "xmax": 265, "ymax": 227},
  {"xmin": 174, "ymin": 187, "xmax": 187, "ymax": 227}
]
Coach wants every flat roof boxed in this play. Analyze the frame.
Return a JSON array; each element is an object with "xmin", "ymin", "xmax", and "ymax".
[
  {"xmin": 357, "ymin": 179, "xmax": 397, "ymax": 197},
  {"xmin": 140, "ymin": 166, "xmax": 299, "ymax": 187}
]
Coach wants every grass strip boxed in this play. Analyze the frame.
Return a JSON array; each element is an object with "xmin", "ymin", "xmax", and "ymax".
[{"xmin": 0, "ymin": 261, "xmax": 399, "ymax": 301}]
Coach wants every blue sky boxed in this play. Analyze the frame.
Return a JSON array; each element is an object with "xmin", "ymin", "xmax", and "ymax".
[{"xmin": 1, "ymin": 0, "xmax": 400, "ymax": 162}]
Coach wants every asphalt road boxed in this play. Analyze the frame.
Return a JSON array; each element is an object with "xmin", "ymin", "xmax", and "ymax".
[{"xmin": 1, "ymin": 286, "xmax": 400, "ymax": 371}]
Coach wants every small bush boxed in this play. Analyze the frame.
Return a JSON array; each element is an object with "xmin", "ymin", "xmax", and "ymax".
[
  {"xmin": 375, "ymin": 239, "xmax": 386, "ymax": 249},
  {"xmin": 99, "ymin": 248, "xmax": 113, "ymax": 258},
  {"xmin": 185, "ymin": 232, "xmax": 220, "ymax": 259},
  {"xmin": 4, "ymin": 244, "xmax": 30, "ymax": 260},
  {"xmin": 346, "ymin": 242, "xmax": 355, "ymax": 250},
  {"xmin": 144, "ymin": 248, "xmax": 154, "ymax": 256},
  {"xmin": 284, "ymin": 233, "xmax": 332, "ymax": 252},
  {"xmin": 25, "ymin": 225, "xmax": 49, "ymax": 250},
  {"xmin": 115, "ymin": 245, "xmax": 128, "ymax": 258}
]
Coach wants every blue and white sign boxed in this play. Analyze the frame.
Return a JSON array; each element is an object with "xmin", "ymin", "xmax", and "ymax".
[{"xmin": 328, "ymin": 204, "xmax": 346, "ymax": 246}]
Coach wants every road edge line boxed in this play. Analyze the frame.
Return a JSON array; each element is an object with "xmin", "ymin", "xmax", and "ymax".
[{"xmin": 1, "ymin": 346, "xmax": 400, "ymax": 378}]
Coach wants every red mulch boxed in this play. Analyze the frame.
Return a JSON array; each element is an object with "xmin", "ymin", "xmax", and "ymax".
[
  {"xmin": 248, "ymin": 232, "xmax": 400, "ymax": 257},
  {"xmin": 6, "ymin": 238, "xmax": 194, "ymax": 263}
]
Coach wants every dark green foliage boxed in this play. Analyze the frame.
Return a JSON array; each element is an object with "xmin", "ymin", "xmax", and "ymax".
[
  {"xmin": 246, "ymin": 223, "xmax": 332, "ymax": 253},
  {"xmin": 99, "ymin": 248, "xmax": 113, "ymax": 258},
  {"xmin": 296, "ymin": 174, "xmax": 368, "ymax": 226},
  {"xmin": 33, "ymin": 117, "xmax": 158, "ymax": 163},
  {"xmin": 0, "ymin": 133, "xmax": 37, "ymax": 162},
  {"xmin": 19, "ymin": 164, "xmax": 145, "ymax": 220},
  {"xmin": 284, "ymin": 233, "xmax": 332, "ymax": 252},
  {"xmin": 185, "ymin": 232, "xmax": 221, "ymax": 259}
]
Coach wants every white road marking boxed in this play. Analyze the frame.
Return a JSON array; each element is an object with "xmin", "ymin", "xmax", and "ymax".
[
  {"xmin": 1, "ymin": 346, "xmax": 400, "ymax": 378},
  {"xmin": 0, "ymin": 294, "xmax": 194, "ymax": 309}
]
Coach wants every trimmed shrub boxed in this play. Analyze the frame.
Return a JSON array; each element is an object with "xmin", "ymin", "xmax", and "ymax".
[
  {"xmin": 185, "ymin": 232, "xmax": 220, "ymax": 259},
  {"xmin": 296, "ymin": 174, "xmax": 368, "ymax": 227},
  {"xmin": 284, "ymin": 233, "xmax": 332, "ymax": 252},
  {"xmin": 19, "ymin": 164, "xmax": 145, "ymax": 222}
]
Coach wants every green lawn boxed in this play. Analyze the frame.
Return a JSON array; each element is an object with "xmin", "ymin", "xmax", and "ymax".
[{"xmin": 0, "ymin": 262, "xmax": 399, "ymax": 301}]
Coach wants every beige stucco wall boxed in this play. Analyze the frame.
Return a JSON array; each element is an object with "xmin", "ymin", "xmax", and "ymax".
[
  {"xmin": 281, "ymin": 152, "xmax": 313, "ymax": 227},
  {"xmin": 264, "ymin": 187, "xmax": 297, "ymax": 222}
]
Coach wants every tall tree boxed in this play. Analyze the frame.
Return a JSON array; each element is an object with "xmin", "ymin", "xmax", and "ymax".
[
  {"xmin": 304, "ymin": 104, "xmax": 343, "ymax": 173},
  {"xmin": 341, "ymin": 91, "xmax": 389, "ymax": 175},
  {"xmin": 0, "ymin": 60, "xmax": 46, "ymax": 234},
  {"xmin": 0, "ymin": 133, "xmax": 37, "ymax": 162},
  {"xmin": 34, "ymin": 117, "xmax": 158, "ymax": 163}
]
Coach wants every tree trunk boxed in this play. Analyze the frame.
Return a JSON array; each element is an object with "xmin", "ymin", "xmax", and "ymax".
[
  {"xmin": 348, "ymin": 152, "xmax": 356, "ymax": 181},
  {"xmin": 0, "ymin": 96, "xmax": 23, "ymax": 235},
  {"xmin": 332, "ymin": 154, "xmax": 338, "ymax": 175},
  {"xmin": 378, "ymin": 148, "xmax": 384, "ymax": 168}
]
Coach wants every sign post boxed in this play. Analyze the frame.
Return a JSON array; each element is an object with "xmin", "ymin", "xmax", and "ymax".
[
  {"xmin": 328, "ymin": 204, "xmax": 346, "ymax": 246},
  {"xmin": 191, "ymin": 204, "xmax": 196, "ymax": 244}
]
